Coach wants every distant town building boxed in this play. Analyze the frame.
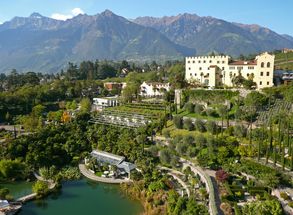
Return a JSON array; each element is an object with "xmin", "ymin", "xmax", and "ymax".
[
  {"xmin": 103, "ymin": 82, "xmax": 126, "ymax": 91},
  {"xmin": 274, "ymin": 70, "xmax": 293, "ymax": 86},
  {"xmin": 140, "ymin": 81, "xmax": 170, "ymax": 97},
  {"xmin": 93, "ymin": 96, "xmax": 119, "ymax": 111},
  {"xmin": 185, "ymin": 52, "xmax": 275, "ymax": 89},
  {"xmin": 282, "ymin": 48, "xmax": 293, "ymax": 53}
]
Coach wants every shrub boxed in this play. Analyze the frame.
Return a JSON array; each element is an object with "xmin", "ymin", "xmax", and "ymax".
[
  {"xmin": 160, "ymin": 149, "xmax": 172, "ymax": 165},
  {"xmin": 183, "ymin": 118, "xmax": 194, "ymax": 131},
  {"xmin": 182, "ymin": 135, "xmax": 195, "ymax": 146},
  {"xmin": 288, "ymin": 201, "xmax": 293, "ymax": 208},
  {"xmin": 233, "ymin": 124, "xmax": 247, "ymax": 138},
  {"xmin": 32, "ymin": 181, "xmax": 49, "ymax": 197},
  {"xmin": 176, "ymin": 142, "xmax": 188, "ymax": 155},
  {"xmin": 185, "ymin": 102, "xmax": 195, "ymax": 113},
  {"xmin": 280, "ymin": 192, "xmax": 290, "ymax": 201},
  {"xmin": 206, "ymin": 121, "xmax": 218, "ymax": 134},
  {"xmin": 194, "ymin": 119, "xmax": 206, "ymax": 132},
  {"xmin": 194, "ymin": 104, "xmax": 204, "ymax": 114},
  {"xmin": 216, "ymin": 170, "xmax": 229, "ymax": 183},
  {"xmin": 162, "ymin": 129, "xmax": 171, "ymax": 138},
  {"xmin": 173, "ymin": 116, "xmax": 183, "ymax": 129},
  {"xmin": 206, "ymin": 108, "xmax": 218, "ymax": 117},
  {"xmin": 195, "ymin": 134, "xmax": 207, "ymax": 147}
]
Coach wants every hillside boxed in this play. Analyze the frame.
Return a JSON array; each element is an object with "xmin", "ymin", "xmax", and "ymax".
[
  {"xmin": 134, "ymin": 14, "xmax": 293, "ymax": 57},
  {"xmin": 275, "ymin": 51, "xmax": 293, "ymax": 71},
  {"xmin": 0, "ymin": 10, "xmax": 194, "ymax": 73}
]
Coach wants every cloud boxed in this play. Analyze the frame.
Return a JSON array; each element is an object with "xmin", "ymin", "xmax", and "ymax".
[{"xmin": 51, "ymin": 8, "xmax": 85, "ymax": 21}]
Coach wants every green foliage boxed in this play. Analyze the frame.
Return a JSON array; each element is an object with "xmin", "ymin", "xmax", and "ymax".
[
  {"xmin": 242, "ymin": 199, "xmax": 283, "ymax": 215},
  {"xmin": 183, "ymin": 118, "xmax": 194, "ymax": 131},
  {"xmin": 194, "ymin": 119, "xmax": 206, "ymax": 132},
  {"xmin": 206, "ymin": 121, "xmax": 218, "ymax": 134},
  {"xmin": 184, "ymin": 102, "xmax": 195, "ymax": 113},
  {"xmin": 0, "ymin": 188, "xmax": 10, "ymax": 200},
  {"xmin": 0, "ymin": 160, "xmax": 27, "ymax": 180},
  {"xmin": 79, "ymin": 97, "xmax": 91, "ymax": 113},
  {"xmin": 168, "ymin": 64, "xmax": 186, "ymax": 89},
  {"xmin": 173, "ymin": 116, "xmax": 183, "ymax": 129},
  {"xmin": 186, "ymin": 89, "xmax": 239, "ymax": 104},
  {"xmin": 32, "ymin": 181, "xmax": 49, "ymax": 197},
  {"xmin": 160, "ymin": 149, "xmax": 172, "ymax": 165},
  {"xmin": 280, "ymin": 192, "xmax": 290, "ymax": 201}
]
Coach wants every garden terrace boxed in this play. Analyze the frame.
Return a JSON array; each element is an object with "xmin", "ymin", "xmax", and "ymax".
[
  {"xmin": 124, "ymin": 102, "xmax": 167, "ymax": 111},
  {"xmin": 185, "ymin": 89, "xmax": 239, "ymax": 104},
  {"xmin": 257, "ymin": 99, "xmax": 293, "ymax": 126},
  {"xmin": 89, "ymin": 110, "xmax": 154, "ymax": 129}
]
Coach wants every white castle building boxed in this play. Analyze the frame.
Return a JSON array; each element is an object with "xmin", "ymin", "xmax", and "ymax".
[{"xmin": 185, "ymin": 52, "xmax": 275, "ymax": 89}]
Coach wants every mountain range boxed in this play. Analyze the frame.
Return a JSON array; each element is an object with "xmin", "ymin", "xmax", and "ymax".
[{"xmin": 0, "ymin": 10, "xmax": 292, "ymax": 73}]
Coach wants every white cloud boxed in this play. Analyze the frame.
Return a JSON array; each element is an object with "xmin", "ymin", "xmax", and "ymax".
[
  {"xmin": 51, "ymin": 8, "xmax": 85, "ymax": 21},
  {"xmin": 71, "ymin": 8, "xmax": 84, "ymax": 16}
]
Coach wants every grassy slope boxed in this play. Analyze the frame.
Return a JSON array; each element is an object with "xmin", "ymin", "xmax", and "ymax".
[{"xmin": 274, "ymin": 52, "xmax": 293, "ymax": 70}]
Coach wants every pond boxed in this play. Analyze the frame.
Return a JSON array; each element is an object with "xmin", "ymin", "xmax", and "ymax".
[
  {"xmin": 0, "ymin": 181, "xmax": 33, "ymax": 199},
  {"xmin": 18, "ymin": 179, "xmax": 143, "ymax": 215}
]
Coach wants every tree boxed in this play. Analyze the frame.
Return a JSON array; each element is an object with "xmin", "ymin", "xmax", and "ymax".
[
  {"xmin": 206, "ymin": 121, "xmax": 217, "ymax": 134},
  {"xmin": 32, "ymin": 180, "xmax": 49, "ymax": 197},
  {"xmin": 80, "ymin": 97, "xmax": 91, "ymax": 113},
  {"xmin": 173, "ymin": 116, "xmax": 183, "ymax": 129},
  {"xmin": 183, "ymin": 118, "xmax": 194, "ymax": 131},
  {"xmin": 168, "ymin": 64, "xmax": 186, "ymax": 89},
  {"xmin": 184, "ymin": 102, "xmax": 194, "ymax": 113},
  {"xmin": 215, "ymin": 169, "xmax": 229, "ymax": 183},
  {"xmin": 194, "ymin": 119, "xmax": 206, "ymax": 132},
  {"xmin": 160, "ymin": 149, "xmax": 172, "ymax": 164},
  {"xmin": 217, "ymin": 105, "xmax": 227, "ymax": 136}
]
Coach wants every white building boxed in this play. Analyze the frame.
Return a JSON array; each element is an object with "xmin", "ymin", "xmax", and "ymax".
[
  {"xmin": 185, "ymin": 52, "xmax": 275, "ymax": 89},
  {"xmin": 93, "ymin": 96, "xmax": 119, "ymax": 111},
  {"xmin": 140, "ymin": 82, "xmax": 170, "ymax": 97}
]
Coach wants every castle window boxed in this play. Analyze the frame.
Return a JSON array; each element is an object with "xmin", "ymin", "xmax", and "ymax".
[
  {"xmin": 209, "ymin": 60, "xmax": 212, "ymax": 63},
  {"xmin": 229, "ymin": 67, "xmax": 235, "ymax": 70},
  {"xmin": 190, "ymin": 73, "xmax": 192, "ymax": 76},
  {"xmin": 217, "ymin": 61, "xmax": 220, "ymax": 64},
  {"xmin": 260, "ymin": 81, "xmax": 262, "ymax": 85},
  {"xmin": 198, "ymin": 60, "xmax": 201, "ymax": 63},
  {"xmin": 189, "ymin": 67, "xmax": 191, "ymax": 70},
  {"xmin": 199, "ymin": 67, "xmax": 202, "ymax": 70},
  {"xmin": 260, "ymin": 72, "xmax": 263, "ymax": 76},
  {"xmin": 261, "ymin": 62, "xmax": 264, "ymax": 68},
  {"xmin": 203, "ymin": 60, "xmax": 206, "ymax": 63},
  {"xmin": 267, "ymin": 81, "xmax": 270, "ymax": 85},
  {"xmin": 222, "ymin": 61, "xmax": 225, "ymax": 64},
  {"xmin": 267, "ymin": 62, "xmax": 271, "ymax": 68},
  {"xmin": 266, "ymin": 72, "xmax": 270, "ymax": 76},
  {"xmin": 193, "ymin": 60, "xmax": 195, "ymax": 63},
  {"xmin": 222, "ymin": 67, "xmax": 225, "ymax": 70},
  {"xmin": 188, "ymin": 61, "xmax": 190, "ymax": 63}
]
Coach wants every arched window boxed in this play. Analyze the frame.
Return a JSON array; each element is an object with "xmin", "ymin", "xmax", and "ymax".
[
  {"xmin": 267, "ymin": 62, "xmax": 270, "ymax": 68},
  {"xmin": 261, "ymin": 62, "xmax": 265, "ymax": 68}
]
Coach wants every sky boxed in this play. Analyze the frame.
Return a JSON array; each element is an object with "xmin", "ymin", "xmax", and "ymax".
[{"xmin": 0, "ymin": 0, "xmax": 292, "ymax": 36}]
